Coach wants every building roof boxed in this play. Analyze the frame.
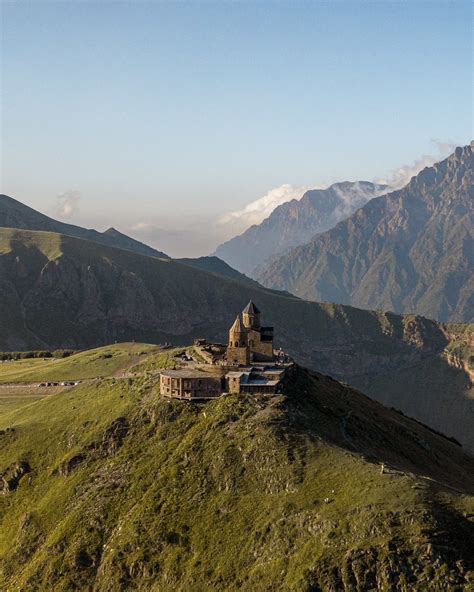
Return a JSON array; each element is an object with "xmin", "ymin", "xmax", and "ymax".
[
  {"xmin": 226, "ymin": 365, "xmax": 286, "ymax": 387},
  {"xmin": 261, "ymin": 368, "xmax": 286, "ymax": 377},
  {"xmin": 246, "ymin": 379, "xmax": 279, "ymax": 387},
  {"xmin": 229, "ymin": 314, "xmax": 244, "ymax": 334},
  {"xmin": 160, "ymin": 369, "xmax": 215, "ymax": 379},
  {"xmin": 226, "ymin": 371, "xmax": 249, "ymax": 378},
  {"xmin": 243, "ymin": 300, "xmax": 260, "ymax": 314}
]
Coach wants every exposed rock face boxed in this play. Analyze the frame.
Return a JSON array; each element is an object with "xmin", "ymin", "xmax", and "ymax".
[
  {"xmin": 59, "ymin": 417, "xmax": 129, "ymax": 476},
  {"xmin": 59, "ymin": 454, "xmax": 86, "ymax": 477},
  {"xmin": 257, "ymin": 144, "xmax": 474, "ymax": 323},
  {"xmin": 214, "ymin": 181, "xmax": 389, "ymax": 275},
  {"xmin": 1, "ymin": 461, "xmax": 31, "ymax": 494}
]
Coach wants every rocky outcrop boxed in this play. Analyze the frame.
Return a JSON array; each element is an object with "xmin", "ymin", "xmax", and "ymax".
[
  {"xmin": 59, "ymin": 454, "xmax": 86, "ymax": 477},
  {"xmin": 1, "ymin": 461, "xmax": 31, "ymax": 494},
  {"xmin": 58, "ymin": 417, "xmax": 129, "ymax": 476}
]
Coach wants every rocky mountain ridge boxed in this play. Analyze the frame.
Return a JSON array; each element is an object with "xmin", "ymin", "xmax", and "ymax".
[
  {"xmin": 257, "ymin": 144, "xmax": 473, "ymax": 323},
  {"xmin": 214, "ymin": 181, "xmax": 389, "ymax": 275}
]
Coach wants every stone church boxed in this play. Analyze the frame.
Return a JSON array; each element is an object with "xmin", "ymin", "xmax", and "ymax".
[{"xmin": 227, "ymin": 301, "xmax": 274, "ymax": 365}]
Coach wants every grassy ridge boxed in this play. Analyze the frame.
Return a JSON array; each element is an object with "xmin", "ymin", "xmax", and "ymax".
[
  {"xmin": 0, "ymin": 227, "xmax": 64, "ymax": 259},
  {"xmin": 0, "ymin": 364, "xmax": 472, "ymax": 590},
  {"xmin": 0, "ymin": 194, "xmax": 168, "ymax": 259}
]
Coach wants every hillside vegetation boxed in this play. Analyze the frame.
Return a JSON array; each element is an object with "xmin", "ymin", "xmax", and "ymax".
[
  {"xmin": 0, "ymin": 227, "xmax": 473, "ymax": 454},
  {"xmin": 257, "ymin": 144, "xmax": 473, "ymax": 323},
  {"xmin": 0, "ymin": 364, "xmax": 473, "ymax": 590},
  {"xmin": 0, "ymin": 343, "xmax": 160, "ymax": 384}
]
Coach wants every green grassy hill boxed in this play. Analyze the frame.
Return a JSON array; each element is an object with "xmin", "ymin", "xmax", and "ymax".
[
  {"xmin": 0, "ymin": 227, "xmax": 473, "ymax": 455},
  {"xmin": 0, "ymin": 343, "xmax": 160, "ymax": 384},
  {"xmin": 0, "ymin": 365, "xmax": 472, "ymax": 590}
]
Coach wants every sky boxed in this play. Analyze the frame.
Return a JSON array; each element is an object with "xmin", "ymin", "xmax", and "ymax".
[{"xmin": 1, "ymin": 1, "xmax": 472, "ymax": 257}]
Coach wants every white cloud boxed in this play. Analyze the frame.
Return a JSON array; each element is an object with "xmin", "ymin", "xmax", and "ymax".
[
  {"xmin": 332, "ymin": 181, "xmax": 390, "ymax": 219},
  {"xmin": 131, "ymin": 222, "xmax": 159, "ymax": 233},
  {"xmin": 376, "ymin": 140, "xmax": 456, "ymax": 190},
  {"xmin": 55, "ymin": 190, "xmax": 81, "ymax": 218},
  {"xmin": 218, "ymin": 183, "xmax": 318, "ymax": 235}
]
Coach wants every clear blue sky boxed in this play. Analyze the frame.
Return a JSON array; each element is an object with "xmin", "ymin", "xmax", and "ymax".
[{"xmin": 1, "ymin": 1, "xmax": 472, "ymax": 255}]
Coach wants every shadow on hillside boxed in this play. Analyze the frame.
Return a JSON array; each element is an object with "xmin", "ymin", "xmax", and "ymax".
[
  {"xmin": 285, "ymin": 368, "xmax": 474, "ymax": 496},
  {"xmin": 350, "ymin": 353, "xmax": 474, "ymax": 457}
]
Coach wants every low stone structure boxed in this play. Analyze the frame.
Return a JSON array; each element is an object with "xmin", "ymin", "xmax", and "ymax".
[
  {"xmin": 226, "ymin": 365, "xmax": 288, "ymax": 395},
  {"xmin": 159, "ymin": 369, "xmax": 223, "ymax": 400}
]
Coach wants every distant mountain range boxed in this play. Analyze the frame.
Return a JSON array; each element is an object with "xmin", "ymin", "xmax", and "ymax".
[
  {"xmin": 0, "ymin": 194, "xmax": 169, "ymax": 259},
  {"xmin": 175, "ymin": 256, "xmax": 263, "ymax": 289},
  {"xmin": 257, "ymin": 144, "xmax": 473, "ymax": 323},
  {"xmin": 214, "ymin": 181, "xmax": 389, "ymax": 275}
]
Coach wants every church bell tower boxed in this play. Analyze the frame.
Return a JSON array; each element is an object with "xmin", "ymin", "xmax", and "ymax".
[{"xmin": 242, "ymin": 300, "xmax": 261, "ymax": 330}]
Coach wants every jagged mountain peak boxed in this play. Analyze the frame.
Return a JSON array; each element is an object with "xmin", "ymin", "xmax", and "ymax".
[
  {"xmin": 257, "ymin": 144, "xmax": 473, "ymax": 322},
  {"xmin": 214, "ymin": 181, "xmax": 390, "ymax": 275}
]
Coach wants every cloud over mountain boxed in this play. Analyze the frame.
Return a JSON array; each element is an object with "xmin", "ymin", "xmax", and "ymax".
[
  {"xmin": 214, "ymin": 181, "xmax": 388, "ymax": 275},
  {"xmin": 376, "ymin": 141, "xmax": 456, "ymax": 189},
  {"xmin": 218, "ymin": 183, "xmax": 315, "ymax": 236},
  {"xmin": 55, "ymin": 190, "xmax": 81, "ymax": 219}
]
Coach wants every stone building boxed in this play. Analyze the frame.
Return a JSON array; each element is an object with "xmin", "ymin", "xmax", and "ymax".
[
  {"xmin": 226, "ymin": 366, "xmax": 286, "ymax": 395},
  {"xmin": 159, "ymin": 369, "xmax": 223, "ymax": 400},
  {"xmin": 227, "ymin": 301, "xmax": 274, "ymax": 365}
]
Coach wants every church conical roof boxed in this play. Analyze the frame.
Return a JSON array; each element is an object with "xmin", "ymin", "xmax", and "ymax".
[
  {"xmin": 230, "ymin": 314, "xmax": 244, "ymax": 333},
  {"xmin": 242, "ymin": 300, "xmax": 260, "ymax": 314}
]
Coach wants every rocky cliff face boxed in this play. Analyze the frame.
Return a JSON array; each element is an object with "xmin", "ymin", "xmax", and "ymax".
[
  {"xmin": 214, "ymin": 181, "xmax": 389, "ymax": 275},
  {"xmin": 257, "ymin": 144, "xmax": 473, "ymax": 323}
]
